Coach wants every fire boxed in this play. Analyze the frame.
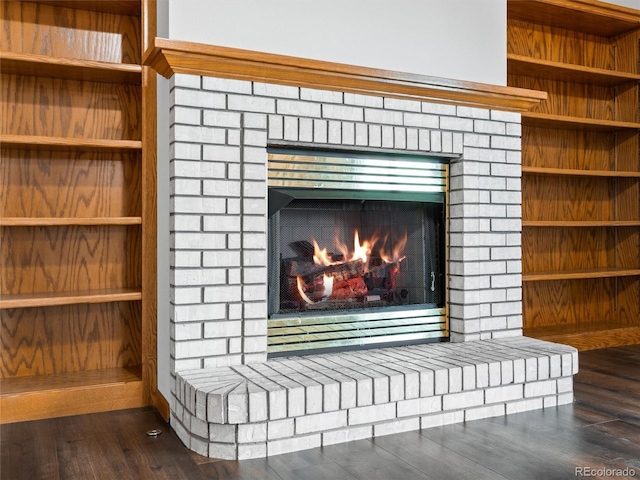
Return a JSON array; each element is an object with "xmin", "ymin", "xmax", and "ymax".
[
  {"xmin": 379, "ymin": 231, "xmax": 408, "ymax": 264},
  {"xmin": 313, "ymin": 239, "xmax": 338, "ymax": 266},
  {"xmin": 297, "ymin": 229, "xmax": 408, "ymax": 305},
  {"xmin": 322, "ymin": 273, "xmax": 333, "ymax": 298},
  {"xmin": 314, "ymin": 229, "xmax": 377, "ymax": 266},
  {"xmin": 296, "ymin": 273, "xmax": 334, "ymax": 304}
]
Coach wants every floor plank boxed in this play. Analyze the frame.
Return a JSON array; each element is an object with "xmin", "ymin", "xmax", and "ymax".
[
  {"xmin": 1, "ymin": 345, "xmax": 639, "ymax": 480},
  {"xmin": 0, "ymin": 419, "xmax": 59, "ymax": 480}
]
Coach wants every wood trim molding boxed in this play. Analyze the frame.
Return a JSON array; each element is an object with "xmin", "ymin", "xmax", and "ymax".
[
  {"xmin": 141, "ymin": 0, "xmax": 159, "ymax": 414},
  {"xmin": 144, "ymin": 38, "xmax": 546, "ymax": 112}
]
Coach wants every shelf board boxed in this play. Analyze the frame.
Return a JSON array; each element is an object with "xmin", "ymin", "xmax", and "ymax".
[
  {"xmin": 0, "ymin": 217, "xmax": 142, "ymax": 226},
  {"xmin": 0, "ymin": 288, "xmax": 143, "ymax": 309},
  {"xmin": 522, "ymin": 166, "xmax": 640, "ymax": 178},
  {"xmin": 508, "ymin": 0, "xmax": 640, "ymax": 37},
  {"xmin": 522, "ymin": 112, "xmax": 640, "ymax": 131},
  {"xmin": 523, "ymin": 267, "xmax": 640, "ymax": 282},
  {"xmin": 0, "ymin": 51, "xmax": 141, "ymax": 84},
  {"xmin": 507, "ymin": 53, "xmax": 640, "ymax": 86},
  {"xmin": 525, "ymin": 322, "xmax": 640, "ymax": 351},
  {"xmin": 29, "ymin": 1, "xmax": 141, "ymax": 16},
  {"xmin": 0, "ymin": 134, "xmax": 142, "ymax": 152},
  {"xmin": 523, "ymin": 220, "xmax": 640, "ymax": 227},
  {"xmin": 0, "ymin": 367, "xmax": 144, "ymax": 424}
]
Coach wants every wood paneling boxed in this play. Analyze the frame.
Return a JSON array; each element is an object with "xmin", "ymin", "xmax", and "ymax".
[
  {"xmin": 1, "ymin": 1, "xmax": 141, "ymax": 63},
  {"xmin": 522, "ymin": 228, "xmax": 614, "ymax": 272},
  {"xmin": 508, "ymin": 19, "xmax": 615, "ymax": 70},
  {"xmin": 510, "ymin": 75, "xmax": 617, "ymax": 120},
  {"xmin": 523, "ymin": 176, "xmax": 616, "ymax": 221},
  {"xmin": 1, "ymin": 149, "xmax": 141, "ymax": 219},
  {"xmin": 523, "ymin": 279, "xmax": 617, "ymax": 327},
  {"xmin": 1, "ymin": 226, "xmax": 141, "ymax": 295},
  {"xmin": 1, "ymin": 74, "xmax": 142, "ymax": 140},
  {"xmin": 522, "ymin": 127, "xmax": 614, "ymax": 170},
  {"xmin": 0, "ymin": 302, "xmax": 142, "ymax": 378}
]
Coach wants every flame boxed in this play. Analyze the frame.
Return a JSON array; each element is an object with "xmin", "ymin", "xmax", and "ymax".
[
  {"xmin": 296, "ymin": 276, "xmax": 315, "ymax": 304},
  {"xmin": 296, "ymin": 274, "xmax": 335, "ymax": 304},
  {"xmin": 380, "ymin": 231, "xmax": 408, "ymax": 264},
  {"xmin": 322, "ymin": 274, "xmax": 333, "ymax": 299},
  {"xmin": 313, "ymin": 239, "xmax": 338, "ymax": 266},
  {"xmin": 380, "ymin": 232, "xmax": 408, "ymax": 263},
  {"xmin": 351, "ymin": 230, "xmax": 377, "ymax": 264}
]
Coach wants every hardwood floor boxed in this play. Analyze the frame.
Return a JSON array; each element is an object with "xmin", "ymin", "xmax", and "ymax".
[{"xmin": 2, "ymin": 345, "xmax": 639, "ymax": 480}]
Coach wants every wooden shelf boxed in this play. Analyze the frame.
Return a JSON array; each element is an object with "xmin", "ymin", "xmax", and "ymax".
[
  {"xmin": 0, "ymin": 217, "xmax": 142, "ymax": 227},
  {"xmin": 525, "ymin": 322, "xmax": 640, "ymax": 350},
  {"xmin": 0, "ymin": 288, "xmax": 143, "ymax": 309},
  {"xmin": 507, "ymin": 53, "xmax": 640, "ymax": 85},
  {"xmin": 523, "ymin": 220, "xmax": 640, "ymax": 227},
  {"xmin": 0, "ymin": 367, "xmax": 144, "ymax": 424},
  {"xmin": 0, "ymin": 134, "xmax": 142, "ymax": 152},
  {"xmin": 523, "ymin": 267, "xmax": 640, "ymax": 282},
  {"xmin": 508, "ymin": 0, "xmax": 640, "ymax": 37},
  {"xmin": 521, "ymin": 112, "xmax": 640, "ymax": 131},
  {"xmin": 0, "ymin": 51, "xmax": 141, "ymax": 84},
  {"xmin": 29, "ymin": 0, "xmax": 141, "ymax": 16},
  {"xmin": 522, "ymin": 166, "xmax": 640, "ymax": 178}
]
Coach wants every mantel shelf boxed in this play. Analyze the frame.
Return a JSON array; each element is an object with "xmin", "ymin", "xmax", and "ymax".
[
  {"xmin": 0, "ymin": 217, "xmax": 142, "ymax": 226},
  {"xmin": 523, "ymin": 268, "xmax": 640, "ymax": 282},
  {"xmin": 0, "ymin": 134, "xmax": 142, "ymax": 152},
  {"xmin": 521, "ymin": 112, "xmax": 640, "ymax": 131},
  {"xmin": 144, "ymin": 38, "xmax": 547, "ymax": 112},
  {"xmin": 507, "ymin": 54, "xmax": 640, "ymax": 85},
  {"xmin": 0, "ymin": 288, "xmax": 143, "ymax": 309},
  {"xmin": 522, "ymin": 166, "xmax": 640, "ymax": 178},
  {"xmin": 523, "ymin": 221, "xmax": 640, "ymax": 227},
  {"xmin": 0, "ymin": 51, "xmax": 142, "ymax": 84}
]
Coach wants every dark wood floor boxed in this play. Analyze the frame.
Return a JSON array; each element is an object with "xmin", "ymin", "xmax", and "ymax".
[{"xmin": 2, "ymin": 345, "xmax": 640, "ymax": 480}]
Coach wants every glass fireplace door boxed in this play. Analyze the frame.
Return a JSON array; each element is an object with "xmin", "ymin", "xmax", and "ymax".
[{"xmin": 267, "ymin": 149, "xmax": 448, "ymax": 355}]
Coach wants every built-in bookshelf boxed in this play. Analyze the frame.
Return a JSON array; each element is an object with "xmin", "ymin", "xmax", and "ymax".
[{"xmin": 507, "ymin": 0, "xmax": 640, "ymax": 350}]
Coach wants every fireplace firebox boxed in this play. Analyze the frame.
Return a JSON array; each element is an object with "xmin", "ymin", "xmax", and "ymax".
[{"xmin": 267, "ymin": 149, "xmax": 448, "ymax": 356}]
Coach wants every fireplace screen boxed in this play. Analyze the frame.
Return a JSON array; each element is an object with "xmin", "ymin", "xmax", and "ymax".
[{"xmin": 267, "ymin": 149, "xmax": 448, "ymax": 355}]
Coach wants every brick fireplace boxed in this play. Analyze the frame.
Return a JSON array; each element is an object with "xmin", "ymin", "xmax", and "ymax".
[{"xmin": 167, "ymin": 72, "xmax": 577, "ymax": 459}]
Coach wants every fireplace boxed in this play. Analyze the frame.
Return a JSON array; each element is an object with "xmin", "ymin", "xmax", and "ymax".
[
  {"xmin": 164, "ymin": 72, "xmax": 578, "ymax": 461},
  {"xmin": 267, "ymin": 149, "xmax": 447, "ymax": 355}
]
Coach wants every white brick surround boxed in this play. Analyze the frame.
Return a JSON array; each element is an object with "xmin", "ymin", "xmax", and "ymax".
[{"xmin": 166, "ymin": 73, "xmax": 567, "ymax": 458}]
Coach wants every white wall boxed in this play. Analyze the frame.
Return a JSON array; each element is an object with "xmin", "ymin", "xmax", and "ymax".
[
  {"xmin": 604, "ymin": 0, "xmax": 640, "ymax": 8},
  {"xmin": 167, "ymin": 0, "xmax": 507, "ymax": 86}
]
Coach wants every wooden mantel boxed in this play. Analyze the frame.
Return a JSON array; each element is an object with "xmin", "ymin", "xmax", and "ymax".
[{"xmin": 144, "ymin": 38, "xmax": 546, "ymax": 112}]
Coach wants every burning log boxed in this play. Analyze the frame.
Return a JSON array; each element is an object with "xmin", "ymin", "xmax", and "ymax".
[
  {"xmin": 301, "ymin": 259, "xmax": 365, "ymax": 286},
  {"xmin": 331, "ymin": 277, "xmax": 368, "ymax": 299}
]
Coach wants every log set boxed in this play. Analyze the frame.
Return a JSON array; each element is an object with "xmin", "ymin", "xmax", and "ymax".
[{"xmin": 283, "ymin": 255, "xmax": 402, "ymax": 308}]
